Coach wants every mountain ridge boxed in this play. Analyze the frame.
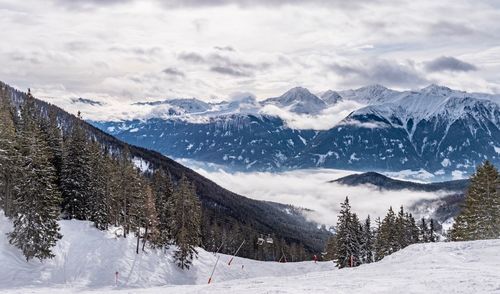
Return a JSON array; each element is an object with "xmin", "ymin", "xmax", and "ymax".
[{"xmin": 89, "ymin": 84, "xmax": 500, "ymax": 179}]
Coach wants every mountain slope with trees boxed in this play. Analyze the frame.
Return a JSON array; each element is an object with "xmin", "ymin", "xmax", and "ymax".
[{"xmin": 0, "ymin": 81, "xmax": 329, "ymax": 263}]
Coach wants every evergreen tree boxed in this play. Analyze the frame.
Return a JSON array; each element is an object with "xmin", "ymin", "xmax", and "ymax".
[
  {"xmin": 39, "ymin": 108, "xmax": 63, "ymax": 184},
  {"xmin": 419, "ymin": 218, "xmax": 428, "ymax": 243},
  {"xmin": 8, "ymin": 94, "xmax": 62, "ymax": 261},
  {"xmin": 395, "ymin": 206, "xmax": 407, "ymax": 249},
  {"xmin": 323, "ymin": 234, "xmax": 338, "ymax": 261},
  {"xmin": 375, "ymin": 207, "xmax": 398, "ymax": 261},
  {"xmin": 429, "ymin": 219, "xmax": 437, "ymax": 242},
  {"xmin": 60, "ymin": 113, "xmax": 92, "ymax": 219},
  {"xmin": 168, "ymin": 175, "xmax": 201, "ymax": 269},
  {"xmin": 152, "ymin": 169, "xmax": 174, "ymax": 248},
  {"xmin": 88, "ymin": 141, "xmax": 109, "ymax": 230},
  {"xmin": 405, "ymin": 213, "xmax": 420, "ymax": 245},
  {"xmin": 334, "ymin": 197, "xmax": 361, "ymax": 268},
  {"xmin": 451, "ymin": 161, "xmax": 500, "ymax": 240},
  {"xmin": 360, "ymin": 216, "xmax": 374, "ymax": 264},
  {"xmin": 0, "ymin": 85, "xmax": 19, "ymax": 217}
]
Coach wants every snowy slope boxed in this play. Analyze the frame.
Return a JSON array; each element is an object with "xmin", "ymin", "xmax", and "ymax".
[
  {"xmin": 3, "ymin": 207, "xmax": 500, "ymax": 294},
  {"xmin": 0, "ymin": 213, "xmax": 332, "ymax": 290}
]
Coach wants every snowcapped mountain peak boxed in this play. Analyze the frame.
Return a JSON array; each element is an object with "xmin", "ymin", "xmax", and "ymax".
[
  {"xmin": 420, "ymin": 84, "xmax": 453, "ymax": 96},
  {"xmin": 338, "ymin": 84, "xmax": 401, "ymax": 105},
  {"xmin": 262, "ymin": 86, "xmax": 327, "ymax": 114},
  {"xmin": 320, "ymin": 90, "xmax": 343, "ymax": 105}
]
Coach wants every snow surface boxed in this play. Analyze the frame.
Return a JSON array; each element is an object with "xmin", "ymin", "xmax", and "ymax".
[
  {"xmin": 0, "ymin": 213, "xmax": 331, "ymax": 290},
  {"xmin": 2, "ymin": 212, "xmax": 500, "ymax": 293}
]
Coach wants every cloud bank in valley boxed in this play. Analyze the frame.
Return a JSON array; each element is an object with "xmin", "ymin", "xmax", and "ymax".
[{"xmin": 189, "ymin": 166, "xmax": 447, "ymax": 226}]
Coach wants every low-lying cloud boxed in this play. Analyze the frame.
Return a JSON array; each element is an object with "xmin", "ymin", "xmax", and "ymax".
[
  {"xmin": 259, "ymin": 100, "xmax": 363, "ymax": 130},
  {"xmin": 189, "ymin": 166, "xmax": 447, "ymax": 226}
]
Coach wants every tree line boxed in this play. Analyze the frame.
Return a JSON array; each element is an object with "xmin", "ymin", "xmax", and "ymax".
[
  {"xmin": 0, "ymin": 85, "xmax": 312, "ymax": 266},
  {"xmin": 450, "ymin": 160, "xmax": 500, "ymax": 241},
  {"xmin": 326, "ymin": 160, "xmax": 500, "ymax": 269},
  {"xmin": 324, "ymin": 197, "xmax": 437, "ymax": 268},
  {"xmin": 0, "ymin": 87, "xmax": 201, "ymax": 269}
]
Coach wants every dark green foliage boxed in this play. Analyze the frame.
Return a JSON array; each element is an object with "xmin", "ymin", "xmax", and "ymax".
[
  {"xmin": 451, "ymin": 161, "xmax": 500, "ymax": 241},
  {"xmin": 0, "ymin": 85, "xmax": 18, "ymax": 218},
  {"xmin": 8, "ymin": 94, "xmax": 62, "ymax": 261},
  {"xmin": 152, "ymin": 169, "xmax": 174, "ymax": 248},
  {"xmin": 374, "ymin": 206, "xmax": 398, "ymax": 261},
  {"xmin": 88, "ymin": 141, "xmax": 110, "ymax": 230},
  {"xmin": 60, "ymin": 114, "xmax": 92, "ymax": 220},
  {"xmin": 168, "ymin": 175, "xmax": 201, "ymax": 269},
  {"xmin": 360, "ymin": 216, "xmax": 374, "ymax": 264},
  {"xmin": 334, "ymin": 197, "xmax": 361, "ymax": 268}
]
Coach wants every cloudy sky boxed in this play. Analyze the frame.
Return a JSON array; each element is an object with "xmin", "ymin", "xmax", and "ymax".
[{"xmin": 1, "ymin": 0, "xmax": 500, "ymax": 115}]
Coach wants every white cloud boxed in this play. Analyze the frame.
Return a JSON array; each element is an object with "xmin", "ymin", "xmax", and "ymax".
[
  {"xmin": 259, "ymin": 100, "xmax": 364, "ymax": 130},
  {"xmin": 190, "ymin": 166, "xmax": 446, "ymax": 226},
  {"xmin": 339, "ymin": 118, "xmax": 388, "ymax": 129}
]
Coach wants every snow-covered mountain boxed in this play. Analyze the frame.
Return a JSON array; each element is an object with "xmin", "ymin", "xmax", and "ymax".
[
  {"xmin": 319, "ymin": 90, "xmax": 343, "ymax": 105},
  {"xmin": 337, "ymin": 84, "xmax": 403, "ymax": 105},
  {"xmin": 261, "ymin": 87, "xmax": 328, "ymax": 114},
  {"xmin": 92, "ymin": 85, "xmax": 500, "ymax": 179},
  {"xmin": 297, "ymin": 84, "xmax": 500, "ymax": 177}
]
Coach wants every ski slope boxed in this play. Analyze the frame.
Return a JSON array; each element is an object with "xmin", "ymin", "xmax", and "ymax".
[
  {"xmin": 0, "ymin": 213, "xmax": 332, "ymax": 290},
  {"xmin": 1, "ymin": 213, "xmax": 500, "ymax": 293}
]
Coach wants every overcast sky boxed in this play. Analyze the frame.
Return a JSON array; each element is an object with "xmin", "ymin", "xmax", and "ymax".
[{"xmin": 1, "ymin": 0, "xmax": 499, "ymax": 112}]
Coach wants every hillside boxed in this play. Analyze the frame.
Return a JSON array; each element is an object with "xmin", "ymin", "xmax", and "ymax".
[
  {"xmin": 332, "ymin": 172, "xmax": 469, "ymax": 224},
  {"xmin": 332, "ymin": 172, "xmax": 469, "ymax": 192},
  {"xmin": 1, "ymin": 82, "xmax": 330, "ymax": 257},
  {"xmin": 0, "ymin": 214, "xmax": 331, "ymax": 289},
  {"xmin": 2, "ymin": 214, "xmax": 499, "ymax": 293}
]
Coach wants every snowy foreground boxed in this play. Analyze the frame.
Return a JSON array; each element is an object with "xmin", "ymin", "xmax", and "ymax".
[{"xmin": 1, "ymin": 215, "xmax": 500, "ymax": 293}]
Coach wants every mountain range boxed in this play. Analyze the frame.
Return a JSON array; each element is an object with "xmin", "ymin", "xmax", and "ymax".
[{"xmin": 91, "ymin": 84, "xmax": 500, "ymax": 179}]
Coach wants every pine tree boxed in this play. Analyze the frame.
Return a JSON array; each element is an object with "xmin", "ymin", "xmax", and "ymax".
[
  {"xmin": 152, "ymin": 169, "xmax": 174, "ymax": 248},
  {"xmin": 360, "ymin": 216, "xmax": 374, "ymax": 264},
  {"xmin": 168, "ymin": 175, "xmax": 201, "ymax": 269},
  {"xmin": 395, "ymin": 206, "xmax": 407, "ymax": 249},
  {"xmin": 419, "ymin": 218, "xmax": 429, "ymax": 243},
  {"xmin": 375, "ymin": 207, "xmax": 398, "ymax": 261},
  {"xmin": 429, "ymin": 219, "xmax": 437, "ymax": 242},
  {"xmin": 8, "ymin": 93, "xmax": 62, "ymax": 261},
  {"xmin": 60, "ymin": 113, "xmax": 92, "ymax": 220},
  {"xmin": 39, "ymin": 108, "xmax": 63, "ymax": 184},
  {"xmin": 451, "ymin": 161, "xmax": 500, "ymax": 240},
  {"xmin": 88, "ymin": 141, "xmax": 109, "ymax": 230},
  {"xmin": 323, "ymin": 235, "xmax": 338, "ymax": 261},
  {"xmin": 334, "ymin": 197, "xmax": 361, "ymax": 268},
  {"xmin": 405, "ymin": 213, "xmax": 420, "ymax": 245},
  {"xmin": 0, "ymin": 84, "xmax": 19, "ymax": 218}
]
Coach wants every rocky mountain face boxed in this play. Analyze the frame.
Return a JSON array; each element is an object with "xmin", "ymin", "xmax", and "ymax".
[{"xmin": 91, "ymin": 85, "xmax": 500, "ymax": 179}]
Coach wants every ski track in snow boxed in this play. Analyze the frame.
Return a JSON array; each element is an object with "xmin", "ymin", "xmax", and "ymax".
[{"xmin": 2, "ymin": 214, "xmax": 500, "ymax": 293}]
